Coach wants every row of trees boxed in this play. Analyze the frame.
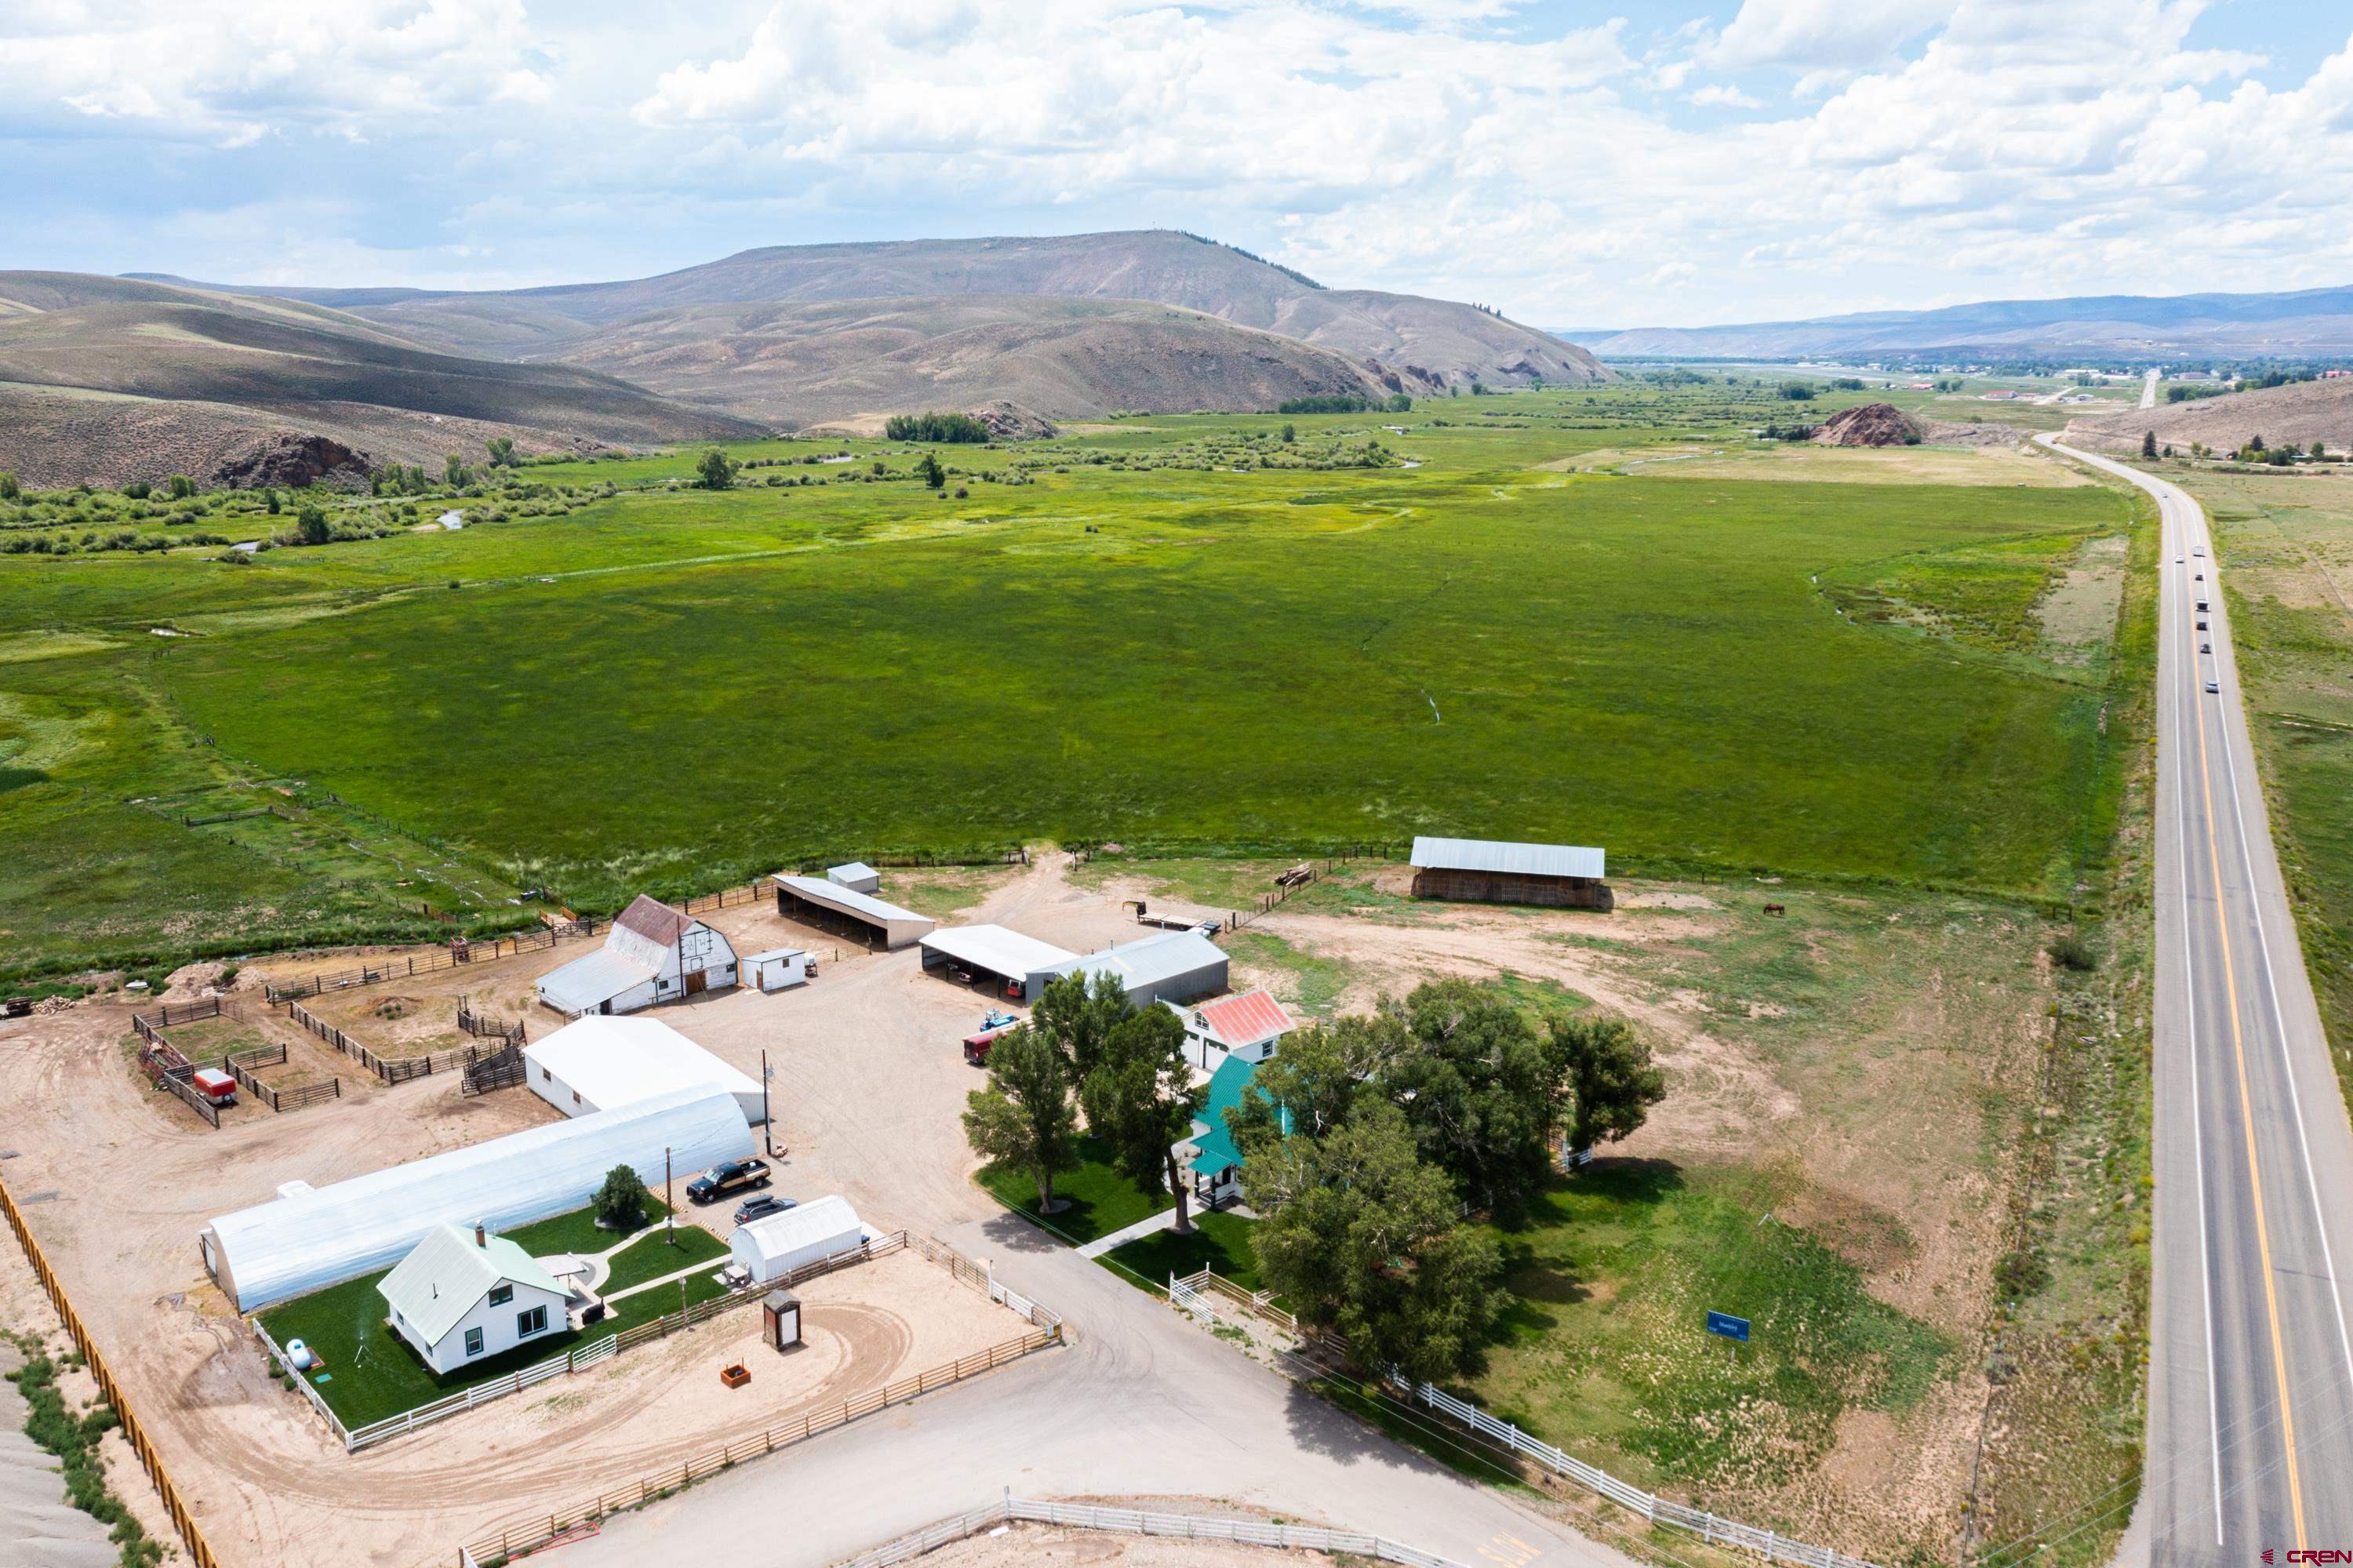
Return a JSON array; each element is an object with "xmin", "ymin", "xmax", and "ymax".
[
  {"xmin": 962, "ymin": 974, "xmax": 1666, "ymax": 1383},
  {"xmin": 1276, "ymin": 393, "xmax": 1413, "ymax": 415},
  {"xmin": 884, "ymin": 412, "xmax": 993, "ymax": 443}
]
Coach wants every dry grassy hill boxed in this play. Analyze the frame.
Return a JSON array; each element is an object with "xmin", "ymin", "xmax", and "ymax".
[
  {"xmin": 543, "ymin": 294, "xmax": 1391, "ymax": 427},
  {"xmin": 0, "ymin": 272, "xmax": 759, "ymax": 488},
  {"xmin": 193, "ymin": 231, "xmax": 1606, "ymax": 402},
  {"xmin": 2063, "ymin": 377, "xmax": 2353, "ymax": 455}
]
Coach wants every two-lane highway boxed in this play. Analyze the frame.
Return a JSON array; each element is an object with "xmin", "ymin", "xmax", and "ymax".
[{"xmin": 2042, "ymin": 436, "xmax": 2353, "ymax": 1562}]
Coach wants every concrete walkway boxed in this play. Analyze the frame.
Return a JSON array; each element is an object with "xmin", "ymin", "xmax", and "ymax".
[{"xmin": 1073, "ymin": 1206, "xmax": 1178, "ymax": 1259}]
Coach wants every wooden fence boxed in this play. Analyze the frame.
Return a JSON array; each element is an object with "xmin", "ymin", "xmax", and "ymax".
[
  {"xmin": 132, "ymin": 997, "xmax": 345, "ymax": 1119},
  {"xmin": 0, "ymin": 1170, "xmax": 223, "ymax": 1568},
  {"xmin": 264, "ymin": 921, "xmax": 604, "ymax": 1002},
  {"xmin": 460, "ymin": 1326, "xmax": 1060, "ymax": 1565},
  {"xmin": 454, "ymin": 998, "xmax": 526, "ymax": 1045},
  {"xmin": 460, "ymin": 1044, "xmax": 526, "ymax": 1097},
  {"xmin": 285, "ymin": 997, "xmax": 493, "ymax": 1085}
]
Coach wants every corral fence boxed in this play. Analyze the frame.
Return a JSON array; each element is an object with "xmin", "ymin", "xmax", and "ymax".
[
  {"xmin": 0, "ymin": 1170, "xmax": 224, "ymax": 1568},
  {"xmin": 461, "ymin": 1043, "xmax": 526, "ymax": 1097},
  {"xmin": 285, "ymin": 997, "xmax": 504, "ymax": 1086},
  {"xmin": 838, "ymin": 1497, "xmax": 1466, "ymax": 1568},
  {"xmin": 454, "ymin": 997, "xmax": 526, "ymax": 1046},
  {"xmin": 133, "ymin": 997, "xmax": 339, "ymax": 1118},
  {"xmin": 1224, "ymin": 845, "xmax": 1406, "ymax": 932},
  {"xmin": 451, "ymin": 1233, "xmax": 1064, "ymax": 1565},
  {"xmin": 1163, "ymin": 1267, "xmax": 1886, "ymax": 1568},
  {"xmin": 264, "ymin": 921, "xmax": 606, "ymax": 1003},
  {"xmin": 674, "ymin": 881, "xmax": 768, "ymax": 918}
]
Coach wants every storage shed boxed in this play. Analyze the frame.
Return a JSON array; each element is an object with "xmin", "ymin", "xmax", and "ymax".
[
  {"xmin": 729, "ymin": 1195, "xmax": 866, "ymax": 1285},
  {"xmin": 826, "ymin": 862, "xmax": 882, "ymax": 894},
  {"xmin": 745, "ymin": 948, "xmax": 811, "ymax": 992},
  {"xmin": 919, "ymin": 924, "xmax": 1078, "ymax": 1002},
  {"xmin": 526, "ymin": 1015, "xmax": 765, "ymax": 1126},
  {"xmin": 1056, "ymin": 929, "xmax": 1228, "ymax": 1010},
  {"xmin": 536, "ymin": 894, "xmax": 739, "ymax": 1017},
  {"xmin": 772, "ymin": 875, "xmax": 936, "ymax": 950},
  {"xmin": 1408, "ymin": 836, "xmax": 1610, "ymax": 909},
  {"xmin": 200, "ymin": 1086, "xmax": 755, "ymax": 1312}
]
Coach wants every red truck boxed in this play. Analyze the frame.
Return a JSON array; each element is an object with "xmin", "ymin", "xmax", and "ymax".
[{"xmin": 962, "ymin": 1012, "xmax": 1021, "ymax": 1066}]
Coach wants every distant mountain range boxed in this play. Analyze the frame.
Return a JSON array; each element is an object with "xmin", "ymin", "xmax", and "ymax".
[{"xmin": 1560, "ymin": 285, "xmax": 2353, "ymax": 361}]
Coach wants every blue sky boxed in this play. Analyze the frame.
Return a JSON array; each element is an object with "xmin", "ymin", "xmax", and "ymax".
[{"xmin": 3, "ymin": 0, "xmax": 2350, "ymax": 326}]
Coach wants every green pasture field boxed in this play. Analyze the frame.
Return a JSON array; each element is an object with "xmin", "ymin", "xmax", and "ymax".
[{"xmin": 0, "ymin": 387, "xmax": 2141, "ymax": 978}]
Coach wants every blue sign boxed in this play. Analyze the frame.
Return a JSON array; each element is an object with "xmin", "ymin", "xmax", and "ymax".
[{"xmin": 1706, "ymin": 1311, "xmax": 1751, "ymax": 1343}]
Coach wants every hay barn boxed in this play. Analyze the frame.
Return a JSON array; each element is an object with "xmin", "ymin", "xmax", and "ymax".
[{"xmin": 1409, "ymin": 835, "xmax": 1610, "ymax": 908}]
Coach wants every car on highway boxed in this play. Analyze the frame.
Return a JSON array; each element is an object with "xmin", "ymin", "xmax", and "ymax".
[
  {"xmin": 2196, "ymin": 619, "xmax": 2208, "ymax": 630},
  {"xmin": 2193, "ymin": 544, "xmax": 2204, "ymax": 555},
  {"xmin": 2205, "ymin": 678, "xmax": 2220, "ymax": 693},
  {"xmin": 2176, "ymin": 553, "xmax": 2185, "ymax": 563},
  {"xmin": 733, "ymin": 1193, "xmax": 796, "ymax": 1224},
  {"xmin": 2201, "ymin": 642, "xmax": 2212, "ymax": 652}
]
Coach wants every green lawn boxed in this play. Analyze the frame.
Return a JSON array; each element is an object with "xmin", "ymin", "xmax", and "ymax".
[
  {"xmin": 502, "ymin": 1194, "xmax": 670, "ymax": 1257},
  {"xmin": 1460, "ymin": 1162, "xmax": 1950, "ymax": 1498},
  {"xmin": 1103, "ymin": 1209, "xmax": 1261, "ymax": 1291},
  {"xmin": 1, "ymin": 389, "xmax": 2137, "ymax": 977},
  {"xmin": 253, "ymin": 1202, "xmax": 733, "ymax": 1431},
  {"xmin": 600, "ymin": 1222, "xmax": 727, "ymax": 1293},
  {"xmin": 977, "ymin": 1135, "xmax": 1173, "ymax": 1245}
]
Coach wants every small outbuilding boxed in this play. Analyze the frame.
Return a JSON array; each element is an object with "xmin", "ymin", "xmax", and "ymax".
[
  {"xmin": 826, "ymin": 862, "xmax": 882, "ymax": 894},
  {"xmin": 536, "ymin": 894, "xmax": 739, "ymax": 1017},
  {"xmin": 1166, "ymin": 988, "xmax": 1291, "ymax": 1071},
  {"xmin": 1056, "ymin": 929, "xmax": 1228, "ymax": 1010},
  {"xmin": 744, "ymin": 948, "xmax": 811, "ymax": 992},
  {"xmin": 1408, "ymin": 835, "xmax": 1610, "ymax": 910},
  {"xmin": 378, "ymin": 1222, "xmax": 569, "ymax": 1375},
  {"xmin": 772, "ymin": 875, "xmax": 936, "ymax": 950},
  {"xmin": 526, "ymin": 1014, "xmax": 765, "ymax": 1126},
  {"xmin": 729, "ymin": 1195, "xmax": 866, "ymax": 1286},
  {"xmin": 919, "ymin": 923, "xmax": 1078, "ymax": 1002}
]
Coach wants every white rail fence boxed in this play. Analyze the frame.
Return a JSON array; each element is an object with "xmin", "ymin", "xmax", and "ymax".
[
  {"xmin": 838, "ymin": 1496, "xmax": 1467, "ymax": 1568},
  {"xmin": 1411, "ymin": 1384, "xmax": 1884, "ymax": 1568}
]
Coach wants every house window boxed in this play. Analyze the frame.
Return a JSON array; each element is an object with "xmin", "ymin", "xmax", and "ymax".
[
  {"xmin": 464, "ymin": 1327, "xmax": 484, "ymax": 1358},
  {"xmin": 517, "ymin": 1304, "xmax": 548, "ymax": 1337},
  {"xmin": 489, "ymin": 1284, "xmax": 513, "ymax": 1307},
  {"xmin": 571, "ymin": 1090, "xmax": 581, "ymax": 1105}
]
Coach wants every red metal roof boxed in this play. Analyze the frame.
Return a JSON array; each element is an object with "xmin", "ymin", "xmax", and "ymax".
[
  {"xmin": 1194, "ymin": 988, "xmax": 1291, "ymax": 1048},
  {"xmin": 614, "ymin": 894, "xmax": 695, "ymax": 946}
]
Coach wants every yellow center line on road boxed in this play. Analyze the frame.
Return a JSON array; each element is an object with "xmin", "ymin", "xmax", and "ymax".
[{"xmin": 2188, "ymin": 545, "xmax": 2308, "ymax": 1547}]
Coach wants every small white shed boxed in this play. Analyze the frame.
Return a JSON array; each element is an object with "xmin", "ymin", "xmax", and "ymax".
[
  {"xmin": 745, "ymin": 948, "xmax": 811, "ymax": 992},
  {"xmin": 826, "ymin": 862, "xmax": 882, "ymax": 894},
  {"xmin": 729, "ymin": 1195, "xmax": 865, "ymax": 1285}
]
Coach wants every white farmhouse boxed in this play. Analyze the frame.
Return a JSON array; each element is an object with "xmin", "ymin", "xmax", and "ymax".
[
  {"xmin": 1164, "ymin": 988, "xmax": 1292, "ymax": 1071},
  {"xmin": 537, "ymin": 895, "xmax": 738, "ymax": 1017},
  {"xmin": 378, "ymin": 1223, "xmax": 570, "ymax": 1375}
]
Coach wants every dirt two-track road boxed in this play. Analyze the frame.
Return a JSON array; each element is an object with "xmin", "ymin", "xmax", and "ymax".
[{"xmin": 2045, "ymin": 436, "xmax": 2353, "ymax": 1563}]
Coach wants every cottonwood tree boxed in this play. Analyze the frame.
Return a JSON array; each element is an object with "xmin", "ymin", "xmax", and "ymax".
[
  {"xmin": 1080, "ymin": 1004, "xmax": 1202, "ymax": 1232},
  {"xmin": 1390, "ymin": 979, "xmax": 1573, "ymax": 1223},
  {"xmin": 595, "ymin": 1164, "xmax": 650, "ymax": 1230},
  {"xmin": 1242, "ymin": 1101, "xmax": 1500, "ymax": 1384},
  {"xmin": 296, "ymin": 504, "xmax": 330, "ymax": 545},
  {"xmin": 2142, "ymin": 429, "xmax": 2158, "ymax": 458},
  {"xmin": 1029, "ymin": 970, "xmax": 1131, "ymax": 1081},
  {"xmin": 696, "ymin": 449, "xmax": 739, "ymax": 490},
  {"xmin": 916, "ymin": 452, "xmax": 947, "ymax": 489},
  {"xmin": 1545, "ymin": 1013, "xmax": 1667, "ymax": 1155},
  {"xmin": 962, "ymin": 1025, "xmax": 1078, "ymax": 1213},
  {"xmin": 486, "ymin": 436, "xmax": 519, "ymax": 468}
]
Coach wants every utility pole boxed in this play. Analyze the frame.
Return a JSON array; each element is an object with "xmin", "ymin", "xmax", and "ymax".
[
  {"xmin": 762, "ymin": 1049, "xmax": 776, "ymax": 1157},
  {"xmin": 664, "ymin": 1146, "xmax": 675, "ymax": 1246}
]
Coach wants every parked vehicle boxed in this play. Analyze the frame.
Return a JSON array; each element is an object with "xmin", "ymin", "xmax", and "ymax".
[
  {"xmin": 964, "ymin": 1011, "xmax": 1022, "ymax": 1065},
  {"xmin": 734, "ymin": 1193, "xmax": 796, "ymax": 1224},
  {"xmin": 687, "ymin": 1158, "xmax": 771, "ymax": 1204},
  {"xmin": 191, "ymin": 1068, "xmax": 238, "ymax": 1107}
]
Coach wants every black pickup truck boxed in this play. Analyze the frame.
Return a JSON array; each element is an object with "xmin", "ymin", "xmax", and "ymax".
[{"xmin": 686, "ymin": 1158, "xmax": 771, "ymax": 1205}]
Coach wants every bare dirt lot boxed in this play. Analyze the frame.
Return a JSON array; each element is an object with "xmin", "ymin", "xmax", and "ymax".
[{"xmin": 886, "ymin": 1519, "xmax": 1355, "ymax": 1568}]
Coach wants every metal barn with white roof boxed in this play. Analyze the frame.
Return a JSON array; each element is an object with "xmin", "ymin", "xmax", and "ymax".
[
  {"xmin": 1408, "ymin": 835, "xmax": 1611, "ymax": 909},
  {"xmin": 1056, "ymin": 929, "xmax": 1229, "ymax": 1010},
  {"xmin": 918, "ymin": 923, "xmax": 1078, "ymax": 1002},
  {"xmin": 199, "ymin": 1085, "xmax": 755, "ymax": 1312},
  {"xmin": 525, "ymin": 1014, "xmax": 765, "ymax": 1126},
  {"xmin": 772, "ymin": 875, "xmax": 936, "ymax": 950},
  {"xmin": 729, "ymin": 1195, "xmax": 866, "ymax": 1285}
]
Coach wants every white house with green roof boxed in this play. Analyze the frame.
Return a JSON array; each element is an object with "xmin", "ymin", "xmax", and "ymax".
[
  {"xmin": 378, "ymin": 1222, "xmax": 569, "ymax": 1375},
  {"xmin": 1178, "ymin": 1053, "xmax": 1289, "ymax": 1211}
]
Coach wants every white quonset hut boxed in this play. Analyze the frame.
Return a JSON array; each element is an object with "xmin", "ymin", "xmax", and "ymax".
[
  {"xmin": 729, "ymin": 1195, "xmax": 866, "ymax": 1286},
  {"xmin": 1056, "ymin": 929, "xmax": 1228, "ymax": 1010},
  {"xmin": 379, "ymin": 1223, "xmax": 569, "ymax": 1375},
  {"xmin": 526, "ymin": 1015, "xmax": 765, "ymax": 1126},
  {"xmin": 771, "ymin": 875, "xmax": 936, "ymax": 951},
  {"xmin": 200, "ymin": 1086, "xmax": 755, "ymax": 1312},
  {"xmin": 536, "ymin": 895, "xmax": 739, "ymax": 1017},
  {"xmin": 918, "ymin": 923, "xmax": 1078, "ymax": 1002}
]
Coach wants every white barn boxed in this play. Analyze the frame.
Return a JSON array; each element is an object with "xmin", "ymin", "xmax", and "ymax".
[
  {"xmin": 200, "ymin": 1086, "xmax": 755, "ymax": 1312},
  {"xmin": 536, "ymin": 895, "xmax": 738, "ymax": 1017},
  {"xmin": 526, "ymin": 1015, "xmax": 765, "ymax": 1126},
  {"xmin": 379, "ymin": 1223, "xmax": 570, "ymax": 1375},
  {"xmin": 729, "ymin": 1195, "xmax": 866, "ymax": 1286}
]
